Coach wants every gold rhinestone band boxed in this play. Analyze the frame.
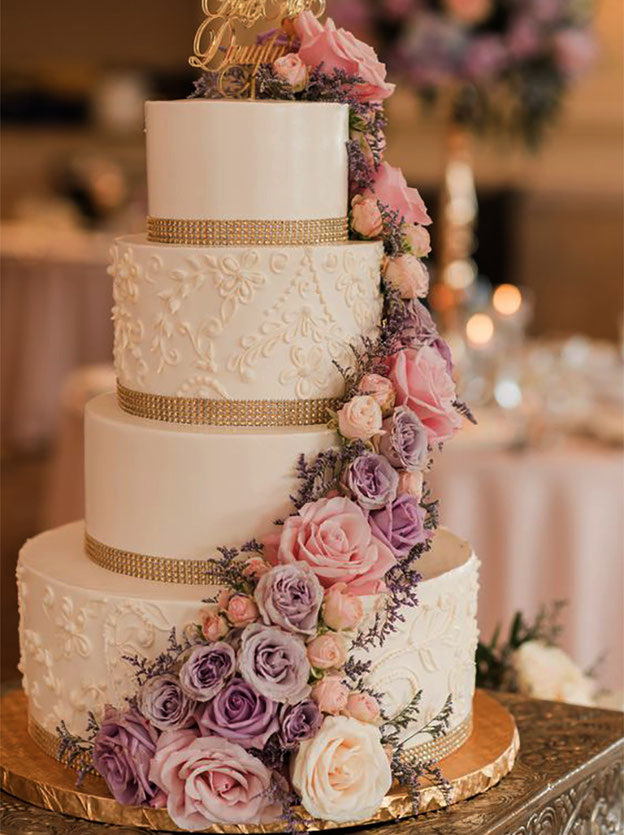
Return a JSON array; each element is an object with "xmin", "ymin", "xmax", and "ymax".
[
  {"xmin": 399, "ymin": 711, "xmax": 474, "ymax": 767},
  {"xmin": 147, "ymin": 216, "xmax": 349, "ymax": 246},
  {"xmin": 28, "ymin": 715, "xmax": 96, "ymax": 774},
  {"xmin": 117, "ymin": 382, "xmax": 340, "ymax": 427},
  {"xmin": 85, "ymin": 532, "xmax": 221, "ymax": 585}
]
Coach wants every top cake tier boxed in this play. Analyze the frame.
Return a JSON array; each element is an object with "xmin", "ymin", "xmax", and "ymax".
[{"xmin": 146, "ymin": 100, "xmax": 349, "ymax": 223}]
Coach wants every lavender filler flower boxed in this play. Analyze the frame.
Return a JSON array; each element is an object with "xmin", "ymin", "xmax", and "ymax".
[
  {"xmin": 238, "ymin": 623, "xmax": 311, "ymax": 705},
  {"xmin": 196, "ymin": 677, "xmax": 279, "ymax": 749},
  {"xmin": 378, "ymin": 406, "xmax": 428, "ymax": 472},
  {"xmin": 138, "ymin": 674, "xmax": 196, "ymax": 731},
  {"xmin": 255, "ymin": 563, "xmax": 324, "ymax": 636},
  {"xmin": 179, "ymin": 642, "xmax": 236, "ymax": 701},
  {"xmin": 346, "ymin": 452, "xmax": 399, "ymax": 511}
]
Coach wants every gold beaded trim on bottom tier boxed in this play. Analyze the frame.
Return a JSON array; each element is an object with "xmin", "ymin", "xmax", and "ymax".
[
  {"xmin": 27, "ymin": 709, "xmax": 473, "ymax": 775},
  {"xmin": 146, "ymin": 215, "xmax": 349, "ymax": 246},
  {"xmin": 116, "ymin": 382, "xmax": 340, "ymax": 427}
]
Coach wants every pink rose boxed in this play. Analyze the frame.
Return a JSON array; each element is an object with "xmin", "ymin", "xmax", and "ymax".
[
  {"xmin": 346, "ymin": 692, "xmax": 381, "ymax": 723},
  {"xmin": 217, "ymin": 589, "xmax": 231, "ymax": 611},
  {"xmin": 307, "ymin": 634, "xmax": 347, "ymax": 670},
  {"xmin": 273, "ymin": 53, "xmax": 309, "ymax": 91},
  {"xmin": 350, "ymin": 195, "xmax": 383, "ymax": 239},
  {"xmin": 242, "ymin": 557, "xmax": 271, "ymax": 581},
  {"xmin": 267, "ymin": 496, "xmax": 396, "ymax": 594},
  {"xmin": 337, "ymin": 395, "xmax": 383, "ymax": 441},
  {"xmin": 397, "ymin": 470, "xmax": 424, "ymax": 502},
  {"xmin": 357, "ymin": 373, "xmax": 396, "ymax": 417},
  {"xmin": 312, "ymin": 677, "xmax": 350, "ymax": 715},
  {"xmin": 384, "ymin": 254, "xmax": 429, "ymax": 300},
  {"xmin": 367, "ymin": 162, "xmax": 431, "ymax": 226},
  {"xmin": 389, "ymin": 346, "xmax": 462, "ymax": 444},
  {"xmin": 201, "ymin": 610, "xmax": 228, "ymax": 642},
  {"xmin": 149, "ymin": 729, "xmax": 279, "ymax": 827},
  {"xmin": 323, "ymin": 583, "xmax": 365, "ymax": 631},
  {"xmin": 226, "ymin": 594, "xmax": 258, "ymax": 627},
  {"xmin": 403, "ymin": 224, "xmax": 431, "ymax": 257},
  {"xmin": 294, "ymin": 12, "xmax": 395, "ymax": 102}
]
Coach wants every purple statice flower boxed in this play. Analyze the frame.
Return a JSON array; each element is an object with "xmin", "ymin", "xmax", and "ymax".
[
  {"xmin": 378, "ymin": 406, "xmax": 428, "ymax": 472},
  {"xmin": 254, "ymin": 563, "xmax": 323, "ymax": 636},
  {"xmin": 138, "ymin": 675, "xmax": 196, "ymax": 731},
  {"xmin": 369, "ymin": 495, "xmax": 429, "ymax": 557},
  {"xmin": 179, "ymin": 642, "xmax": 236, "ymax": 702},
  {"xmin": 279, "ymin": 700, "xmax": 322, "ymax": 749},
  {"xmin": 92, "ymin": 706, "xmax": 160, "ymax": 807},
  {"xmin": 346, "ymin": 452, "xmax": 399, "ymax": 511},
  {"xmin": 238, "ymin": 623, "xmax": 311, "ymax": 704},
  {"xmin": 196, "ymin": 677, "xmax": 279, "ymax": 749}
]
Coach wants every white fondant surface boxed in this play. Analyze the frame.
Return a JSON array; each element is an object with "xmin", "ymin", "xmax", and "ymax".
[
  {"xmin": 19, "ymin": 523, "xmax": 478, "ymax": 747},
  {"xmin": 85, "ymin": 393, "xmax": 336, "ymax": 559},
  {"xmin": 110, "ymin": 235, "xmax": 382, "ymax": 401},
  {"xmin": 146, "ymin": 100, "xmax": 349, "ymax": 220}
]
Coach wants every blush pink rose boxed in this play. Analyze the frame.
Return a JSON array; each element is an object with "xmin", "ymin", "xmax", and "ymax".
[
  {"xmin": 266, "ymin": 496, "xmax": 396, "ymax": 594},
  {"xmin": 323, "ymin": 582, "xmax": 365, "ymax": 631},
  {"xmin": 149, "ymin": 729, "xmax": 279, "ymax": 828},
  {"xmin": 217, "ymin": 589, "xmax": 231, "ymax": 611},
  {"xmin": 346, "ymin": 692, "xmax": 381, "ymax": 723},
  {"xmin": 357, "ymin": 373, "xmax": 396, "ymax": 417},
  {"xmin": 201, "ymin": 610, "xmax": 228, "ymax": 642},
  {"xmin": 242, "ymin": 557, "xmax": 271, "ymax": 581},
  {"xmin": 367, "ymin": 162, "xmax": 431, "ymax": 226},
  {"xmin": 307, "ymin": 634, "xmax": 348, "ymax": 670},
  {"xmin": 273, "ymin": 53, "xmax": 309, "ymax": 91},
  {"xmin": 226, "ymin": 595, "xmax": 258, "ymax": 627},
  {"xmin": 389, "ymin": 346, "xmax": 462, "ymax": 444},
  {"xmin": 351, "ymin": 195, "xmax": 383, "ymax": 238},
  {"xmin": 384, "ymin": 254, "xmax": 429, "ymax": 300},
  {"xmin": 312, "ymin": 677, "xmax": 350, "ymax": 715},
  {"xmin": 397, "ymin": 470, "xmax": 424, "ymax": 502},
  {"xmin": 337, "ymin": 395, "xmax": 383, "ymax": 441},
  {"xmin": 403, "ymin": 224, "xmax": 431, "ymax": 257},
  {"xmin": 294, "ymin": 12, "xmax": 395, "ymax": 102}
]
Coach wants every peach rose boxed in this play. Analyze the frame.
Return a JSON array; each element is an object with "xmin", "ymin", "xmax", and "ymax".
[
  {"xmin": 357, "ymin": 373, "xmax": 396, "ymax": 417},
  {"xmin": 226, "ymin": 595, "xmax": 259, "ymax": 627},
  {"xmin": 201, "ymin": 610, "xmax": 228, "ymax": 642},
  {"xmin": 294, "ymin": 12, "xmax": 395, "ymax": 102},
  {"xmin": 266, "ymin": 496, "xmax": 396, "ymax": 594},
  {"xmin": 350, "ymin": 195, "xmax": 383, "ymax": 238},
  {"xmin": 273, "ymin": 53, "xmax": 309, "ymax": 91},
  {"xmin": 403, "ymin": 224, "xmax": 431, "ymax": 257},
  {"xmin": 389, "ymin": 346, "xmax": 462, "ymax": 444},
  {"xmin": 307, "ymin": 634, "xmax": 347, "ymax": 670},
  {"xmin": 311, "ymin": 677, "xmax": 349, "ymax": 715},
  {"xmin": 397, "ymin": 470, "xmax": 424, "ymax": 502},
  {"xmin": 367, "ymin": 162, "xmax": 431, "ymax": 226},
  {"xmin": 217, "ymin": 589, "xmax": 231, "ymax": 611},
  {"xmin": 384, "ymin": 254, "xmax": 429, "ymax": 300},
  {"xmin": 242, "ymin": 557, "xmax": 271, "ymax": 581},
  {"xmin": 323, "ymin": 583, "xmax": 365, "ymax": 631},
  {"xmin": 346, "ymin": 692, "xmax": 381, "ymax": 723},
  {"xmin": 337, "ymin": 395, "xmax": 383, "ymax": 441}
]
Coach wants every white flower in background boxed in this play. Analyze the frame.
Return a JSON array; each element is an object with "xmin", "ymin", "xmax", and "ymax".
[
  {"xmin": 512, "ymin": 640, "xmax": 596, "ymax": 706},
  {"xmin": 291, "ymin": 715, "xmax": 392, "ymax": 822}
]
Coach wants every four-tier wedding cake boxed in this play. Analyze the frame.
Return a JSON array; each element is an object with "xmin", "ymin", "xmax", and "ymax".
[{"xmin": 17, "ymin": 7, "xmax": 479, "ymax": 830}]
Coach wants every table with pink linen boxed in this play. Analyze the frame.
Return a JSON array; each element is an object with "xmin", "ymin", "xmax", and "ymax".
[{"xmin": 428, "ymin": 436, "xmax": 624, "ymax": 691}]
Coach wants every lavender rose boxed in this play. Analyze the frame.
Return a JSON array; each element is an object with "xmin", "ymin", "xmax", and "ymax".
[
  {"xmin": 346, "ymin": 453, "xmax": 399, "ymax": 511},
  {"xmin": 238, "ymin": 623, "xmax": 311, "ymax": 705},
  {"xmin": 138, "ymin": 674, "xmax": 196, "ymax": 731},
  {"xmin": 402, "ymin": 302, "xmax": 454, "ymax": 376},
  {"xmin": 179, "ymin": 642, "xmax": 236, "ymax": 702},
  {"xmin": 279, "ymin": 700, "xmax": 322, "ymax": 749},
  {"xmin": 196, "ymin": 677, "xmax": 279, "ymax": 749},
  {"xmin": 254, "ymin": 563, "xmax": 323, "ymax": 636},
  {"xmin": 378, "ymin": 406, "xmax": 428, "ymax": 472},
  {"xmin": 369, "ymin": 495, "xmax": 429, "ymax": 557},
  {"xmin": 93, "ymin": 706, "xmax": 160, "ymax": 807}
]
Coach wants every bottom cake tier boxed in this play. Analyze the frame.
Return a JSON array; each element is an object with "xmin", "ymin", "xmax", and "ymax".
[{"xmin": 18, "ymin": 522, "xmax": 479, "ymax": 758}]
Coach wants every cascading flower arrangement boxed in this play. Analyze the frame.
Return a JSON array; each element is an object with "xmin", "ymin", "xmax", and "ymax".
[
  {"xmin": 330, "ymin": 0, "xmax": 596, "ymax": 146},
  {"xmin": 58, "ymin": 12, "xmax": 471, "ymax": 831}
]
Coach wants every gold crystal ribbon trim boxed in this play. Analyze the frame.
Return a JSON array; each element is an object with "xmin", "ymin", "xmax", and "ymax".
[
  {"xmin": 117, "ymin": 382, "xmax": 340, "ymax": 427},
  {"xmin": 28, "ymin": 709, "xmax": 472, "ymax": 776},
  {"xmin": 85, "ymin": 532, "xmax": 219, "ymax": 585},
  {"xmin": 147, "ymin": 216, "xmax": 349, "ymax": 246}
]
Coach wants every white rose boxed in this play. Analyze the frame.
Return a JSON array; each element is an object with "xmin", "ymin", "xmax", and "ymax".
[
  {"xmin": 291, "ymin": 715, "xmax": 392, "ymax": 823},
  {"xmin": 512, "ymin": 641, "xmax": 595, "ymax": 706}
]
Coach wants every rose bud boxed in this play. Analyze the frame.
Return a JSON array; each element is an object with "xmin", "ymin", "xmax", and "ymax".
[
  {"xmin": 347, "ymin": 692, "xmax": 381, "ymax": 723},
  {"xmin": 312, "ymin": 677, "xmax": 350, "ymax": 715},
  {"xmin": 226, "ymin": 594, "xmax": 259, "ymax": 627},
  {"xmin": 357, "ymin": 373, "xmax": 396, "ymax": 417}
]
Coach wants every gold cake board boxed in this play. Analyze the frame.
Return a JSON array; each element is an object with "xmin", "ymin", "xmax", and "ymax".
[{"xmin": 0, "ymin": 689, "xmax": 518, "ymax": 833}]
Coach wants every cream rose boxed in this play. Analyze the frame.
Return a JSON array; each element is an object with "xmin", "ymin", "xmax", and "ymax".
[
  {"xmin": 291, "ymin": 715, "xmax": 392, "ymax": 822},
  {"xmin": 201, "ymin": 610, "xmax": 228, "ymax": 642},
  {"xmin": 337, "ymin": 395, "xmax": 383, "ymax": 441},
  {"xmin": 512, "ymin": 641, "xmax": 596, "ymax": 706},
  {"xmin": 273, "ymin": 53, "xmax": 309, "ymax": 91},
  {"xmin": 323, "ymin": 583, "xmax": 365, "ymax": 631},
  {"xmin": 403, "ymin": 224, "xmax": 431, "ymax": 257},
  {"xmin": 384, "ymin": 254, "xmax": 429, "ymax": 300},
  {"xmin": 357, "ymin": 373, "xmax": 395, "ymax": 417},
  {"xmin": 307, "ymin": 634, "xmax": 347, "ymax": 670}
]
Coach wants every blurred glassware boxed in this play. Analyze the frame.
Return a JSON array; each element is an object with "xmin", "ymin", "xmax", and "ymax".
[{"xmin": 91, "ymin": 71, "xmax": 150, "ymax": 135}]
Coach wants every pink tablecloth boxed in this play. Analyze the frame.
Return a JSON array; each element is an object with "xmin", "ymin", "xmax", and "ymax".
[{"xmin": 428, "ymin": 439, "xmax": 624, "ymax": 690}]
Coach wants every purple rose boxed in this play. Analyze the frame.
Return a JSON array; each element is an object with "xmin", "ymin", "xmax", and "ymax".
[
  {"xmin": 255, "ymin": 563, "xmax": 323, "ymax": 636},
  {"xmin": 138, "ymin": 674, "xmax": 196, "ymax": 731},
  {"xmin": 179, "ymin": 642, "xmax": 235, "ymax": 701},
  {"xmin": 378, "ymin": 407, "xmax": 428, "ymax": 472},
  {"xmin": 238, "ymin": 623, "xmax": 311, "ymax": 704},
  {"xmin": 369, "ymin": 495, "xmax": 429, "ymax": 557},
  {"xmin": 279, "ymin": 700, "xmax": 322, "ymax": 749},
  {"xmin": 346, "ymin": 453, "xmax": 399, "ymax": 511},
  {"xmin": 402, "ymin": 301, "xmax": 453, "ymax": 375},
  {"xmin": 93, "ymin": 706, "xmax": 160, "ymax": 807},
  {"xmin": 196, "ymin": 677, "xmax": 279, "ymax": 749}
]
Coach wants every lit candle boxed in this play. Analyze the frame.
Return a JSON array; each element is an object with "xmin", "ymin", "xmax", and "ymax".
[
  {"xmin": 466, "ymin": 313, "xmax": 494, "ymax": 348},
  {"xmin": 493, "ymin": 284, "xmax": 522, "ymax": 317}
]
